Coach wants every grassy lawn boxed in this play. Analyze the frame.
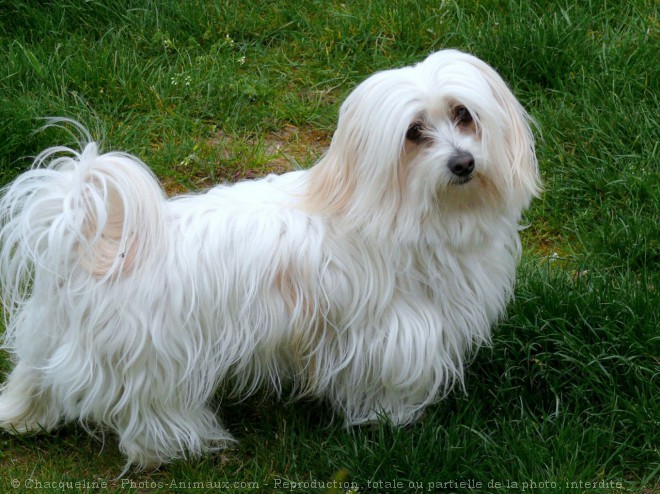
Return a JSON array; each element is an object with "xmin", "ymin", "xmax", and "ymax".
[{"xmin": 0, "ymin": 0, "xmax": 657, "ymax": 492}]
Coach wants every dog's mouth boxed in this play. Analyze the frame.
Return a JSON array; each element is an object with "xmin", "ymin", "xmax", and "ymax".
[{"xmin": 449, "ymin": 174, "xmax": 474, "ymax": 186}]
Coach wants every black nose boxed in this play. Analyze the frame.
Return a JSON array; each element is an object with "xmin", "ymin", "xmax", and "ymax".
[{"xmin": 448, "ymin": 152, "xmax": 475, "ymax": 177}]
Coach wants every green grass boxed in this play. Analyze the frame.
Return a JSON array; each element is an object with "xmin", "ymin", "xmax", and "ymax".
[{"xmin": 0, "ymin": 0, "xmax": 658, "ymax": 492}]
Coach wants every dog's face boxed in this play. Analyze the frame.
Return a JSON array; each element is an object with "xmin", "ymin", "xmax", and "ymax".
[
  {"xmin": 400, "ymin": 95, "xmax": 486, "ymax": 205},
  {"xmin": 404, "ymin": 101, "xmax": 479, "ymax": 186},
  {"xmin": 304, "ymin": 50, "xmax": 540, "ymax": 235}
]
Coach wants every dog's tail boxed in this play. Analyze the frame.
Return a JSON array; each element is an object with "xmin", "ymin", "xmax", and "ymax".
[{"xmin": 0, "ymin": 122, "xmax": 167, "ymax": 310}]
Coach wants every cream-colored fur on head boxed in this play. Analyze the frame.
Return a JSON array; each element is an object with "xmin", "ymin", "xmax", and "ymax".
[
  {"xmin": 305, "ymin": 50, "xmax": 539, "ymax": 240},
  {"xmin": 0, "ymin": 50, "xmax": 539, "ymax": 472}
]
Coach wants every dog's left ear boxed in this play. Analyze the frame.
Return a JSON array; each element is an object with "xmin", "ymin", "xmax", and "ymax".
[{"xmin": 477, "ymin": 61, "xmax": 542, "ymax": 210}]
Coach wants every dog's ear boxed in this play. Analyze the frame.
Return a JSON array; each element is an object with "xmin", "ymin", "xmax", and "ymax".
[
  {"xmin": 299, "ymin": 122, "xmax": 361, "ymax": 220},
  {"xmin": 474, "ymin": 59, "xmax": 541, "ymax": 210},
  {"xmin": 302, "ymin": 69, "xmax": 420, "ymax": 232}
]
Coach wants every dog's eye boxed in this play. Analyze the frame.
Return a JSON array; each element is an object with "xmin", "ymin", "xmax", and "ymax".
[
  {"xmin": 406, "ymin": 123, "xmax": 424, "ymax": 142},
  {"xmin": 453, "ymin": 106, "xmax": 473, "ymax": 126}
]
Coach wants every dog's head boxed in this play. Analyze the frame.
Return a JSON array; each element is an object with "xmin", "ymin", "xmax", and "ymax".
[{"xmin": 304, "ymin": 49, "xmax": 540, "ymax": 238}]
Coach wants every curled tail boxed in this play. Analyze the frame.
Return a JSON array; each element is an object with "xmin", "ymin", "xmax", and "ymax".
[{"xmin": 0, "ymin": 133, "xmax": 167, "ymax": 311}]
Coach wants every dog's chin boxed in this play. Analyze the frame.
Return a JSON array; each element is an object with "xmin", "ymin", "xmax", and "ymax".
[{"xmin": 436, "ymin": 172, "xmax": 505, "ymax": 212}]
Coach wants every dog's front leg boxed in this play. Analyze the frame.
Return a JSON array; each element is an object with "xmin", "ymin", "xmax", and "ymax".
[{"xmin": 0, "ymin": 360, "xmax": 61, "ymax": 433}]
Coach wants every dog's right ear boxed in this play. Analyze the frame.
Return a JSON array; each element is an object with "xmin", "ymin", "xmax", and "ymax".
[
  {"xmin": 301, "ymin": 67, "xmax": 424, "ymax": 235},
  {"xmin": 300, "ymin": 135, "xmax": 359, "ymax": 220}
]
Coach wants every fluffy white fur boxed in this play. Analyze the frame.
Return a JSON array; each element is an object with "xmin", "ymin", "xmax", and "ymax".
[{"xmin": 0, "ymin": 49, "xmax": 539, "ymax": 469}]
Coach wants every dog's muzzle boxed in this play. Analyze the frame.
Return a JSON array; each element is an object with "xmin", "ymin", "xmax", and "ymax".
[{"xmin": 448, "ymin": 151, "xmax": 475, "ymax": 184}]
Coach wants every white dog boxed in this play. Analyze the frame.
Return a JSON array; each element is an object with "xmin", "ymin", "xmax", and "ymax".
[{"xmin": 0, "ymin": 49, "xmax": 539, "ymax": 469}]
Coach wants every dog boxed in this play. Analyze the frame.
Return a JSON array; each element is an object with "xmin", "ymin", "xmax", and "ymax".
[{"xmin": 0, "ymin": 49, "xmax": 540, "ymax": 469}]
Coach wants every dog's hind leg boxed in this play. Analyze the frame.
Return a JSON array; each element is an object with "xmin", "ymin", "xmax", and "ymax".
[{"xmin": 113, "ymin": 400, "xmax": 235, "ymax": 470}]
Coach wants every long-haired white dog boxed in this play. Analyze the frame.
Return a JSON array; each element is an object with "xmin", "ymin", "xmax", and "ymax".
[{"xmin": 0, "ymin": 50, "xmax": 539, "ymax": 468}]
